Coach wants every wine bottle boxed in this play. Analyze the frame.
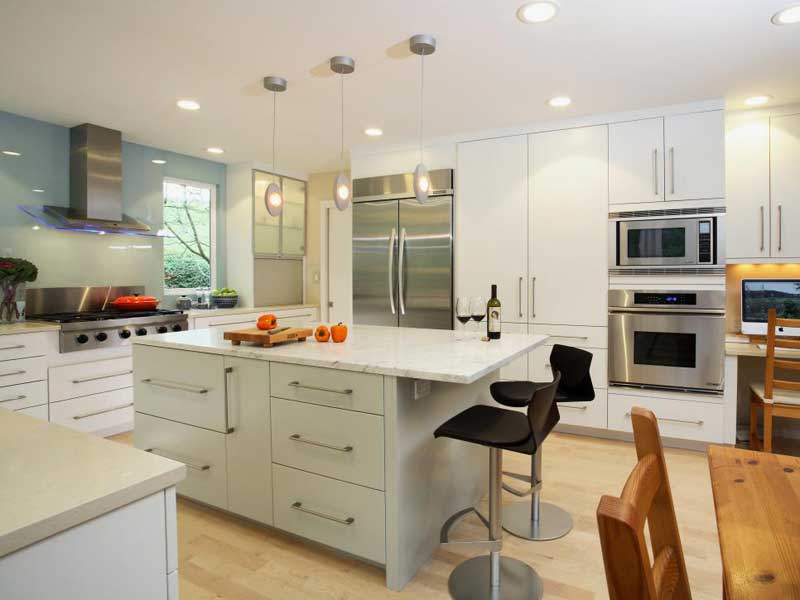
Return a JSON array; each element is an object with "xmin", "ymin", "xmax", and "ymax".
[{"xmin": 487, "ymin": 284, "xmax": 501, "ymax": 340}]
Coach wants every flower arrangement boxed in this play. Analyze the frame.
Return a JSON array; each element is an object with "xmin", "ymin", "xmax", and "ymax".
[{"xmin": 0, "ymin": 257, "xmax": 38, "ymax": 323}]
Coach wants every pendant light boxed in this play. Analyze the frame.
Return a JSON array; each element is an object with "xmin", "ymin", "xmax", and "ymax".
[
  {"xmin": 410, "ymin": 34, "xmax": 436, "ymax": 204},
  {"xmin": 330, "ymin": 56, "xmax": 354, "ymax": 211},
  {"xmin": 263, "ymin": 76, "xmax": 287, "ymax": 217}
]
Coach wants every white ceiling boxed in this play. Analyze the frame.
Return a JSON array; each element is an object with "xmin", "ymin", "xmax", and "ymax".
[{"xmin": 1, "ymin": 0, "xmax": 798, "ymax": 175}]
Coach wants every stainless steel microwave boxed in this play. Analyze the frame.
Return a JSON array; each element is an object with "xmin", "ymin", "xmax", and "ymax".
[{"xmin": 610, "ymin": 213, "xmax": 725, "ymax": 270}]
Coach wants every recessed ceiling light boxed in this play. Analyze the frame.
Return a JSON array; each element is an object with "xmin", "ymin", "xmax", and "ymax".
[
  {"xmin": 98, "ymin": 231, "xmax": 107, "ymax": 235},
  {"xmin": 2, "ymin": 150, "xmax": 21, "ymax": 156},
  {"xmin": 32, "ymin": 188, "xmax": 45, "ymax": 193},
  {"xmin": 772, "ymin": 4, "xmax": 800, "ymax": 25},
  {"xmin": 177, "ymin": 99, "xmax": 200, "ymax": 111},
  {"xmin": 31, "ymin": 225, "xmax": 40, "ymax": 231},
  {"xmin": 745, "ymin": 95, "xmax": 772, "ymax": 107},
  {"xmin": 364, "ymin": 127, "xmax": 383, "ymax": 137},
  {"xmin": 548, "ymin": 96, "xmax": 572, "ymax": 107},
  {"xmin": 517, "ymin": 1, "xmax": 559, "ymax": 23},
  {"xmin": 152, "ymin": 159, "xmax": 167, "ymax": 165},
  {"xmin": 206, "ymin": 147, "xmax": 224, "ymax": 155}
]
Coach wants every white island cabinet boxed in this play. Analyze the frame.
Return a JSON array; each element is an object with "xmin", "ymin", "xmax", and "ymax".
[{"xmin": 133, "ymin": 325, "xmax": 547, "ymax": 591}]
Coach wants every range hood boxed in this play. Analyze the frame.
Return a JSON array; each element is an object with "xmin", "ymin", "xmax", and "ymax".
[{"xmin": 19, "ymin": 123, "xmax": 162, "ymax": 236}]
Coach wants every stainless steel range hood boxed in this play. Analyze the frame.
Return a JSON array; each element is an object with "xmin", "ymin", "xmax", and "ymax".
[{"xmin": 19, "ymin": 123, "xmax": 158, "ymax": 236}]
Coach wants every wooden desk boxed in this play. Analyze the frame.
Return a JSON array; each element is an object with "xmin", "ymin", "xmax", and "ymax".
[{"xmin": 708, "ymin": 445, "xmax": 800, "ymax": 599}]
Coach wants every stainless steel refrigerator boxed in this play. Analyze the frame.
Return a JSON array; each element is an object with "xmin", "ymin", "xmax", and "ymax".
[{"xmin": 352, "ymin": 169, "xmax": 453, "ymax": 329}]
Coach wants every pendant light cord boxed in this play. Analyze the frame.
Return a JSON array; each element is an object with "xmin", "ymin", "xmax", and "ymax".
[
  {"xmin": 419, "ymin": 51, "xmax": 425, "ymax": 164},
  {"xmin": 340, "ymin": 73, "xmax": 345, "ymax": 169},
  {"xmin": 272, "ymin": 91, "xmax": 277, "ymax": 171}
]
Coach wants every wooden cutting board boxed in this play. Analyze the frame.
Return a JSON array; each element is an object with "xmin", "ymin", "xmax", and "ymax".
[{"xmin": 224, "ymin": 326, "xmax": 313, "ymax": 348}]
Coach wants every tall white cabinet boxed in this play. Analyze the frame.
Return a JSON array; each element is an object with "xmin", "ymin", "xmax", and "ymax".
[{"xmin": 770, "ymin": 113, "xmax": 800, "ymax": 259}]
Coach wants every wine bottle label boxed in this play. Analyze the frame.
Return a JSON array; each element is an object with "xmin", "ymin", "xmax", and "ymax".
[{"xmin": 488, "ymin": 307, "xmax": 501, "ymax": 333}]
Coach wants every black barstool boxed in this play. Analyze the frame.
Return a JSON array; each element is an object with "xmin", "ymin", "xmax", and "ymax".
[
  {"xmin": 490, "ymin": 344, "xmax": 594, "ymax": 541},
  {"xmin": 434, "ymin": 374, "xmax": 561, "ymax": 600}
]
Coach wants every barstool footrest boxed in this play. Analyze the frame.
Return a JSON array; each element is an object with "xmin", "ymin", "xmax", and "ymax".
[{"xmin": 440, "ymin": 506, "xmax": 499, "ymax": 553}]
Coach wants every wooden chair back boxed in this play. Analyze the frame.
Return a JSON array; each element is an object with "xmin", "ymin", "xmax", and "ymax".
[
  {"xmin": 764, "ymin": 308, "xmax": 800, "ymax": 400},
  {"xmin": 596, "ymin": 407, "xmax": 692, "ymax": 600}
]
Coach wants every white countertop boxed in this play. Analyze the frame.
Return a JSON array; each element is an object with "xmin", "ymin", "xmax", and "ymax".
[
  {"xmin": 187, "ymin": 303, "xmax": 318, "ymax": 318},
  {"xmin": 0, "ymin": 409, "xmax": 185, "ymax": 557},
  {"xmin": 135, "ymin": 325, "xmax": 548, "ymax": 384},
  {"xmin": 0, "ymin": 321, "xmax": 61, "ymax": 335}
]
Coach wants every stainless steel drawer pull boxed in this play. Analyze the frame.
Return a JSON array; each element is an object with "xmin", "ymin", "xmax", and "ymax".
[
  {"xmin": 551, "ymin": 335, "xmax": 589, "ymax": 341},
  {"xmin": 289, "ymin": 433, "xmax": 353, "ymax": 453},
  {"xmin": 141, "ymin": 378, "xmax": 209, "ymax": 394},
  {"xmin": 560, "ymin": 404, "xmax": 588, "ymax": 411},
  {"xmin": 0, "ymin": 370, "xmax": 26, "ymax": 378},
  {"xmin": 624, "ymin": 412, "xmax": 703, "ymax": 426},
  {"xmin": 288, "ymin": 381, "xmax": 353, "ymax": 395},
  {"xmin": 0, "ymin": 394, "xmax": 26, "ymax": 403},
  {"xmin": 144, "ymin": 448, "xmax": 211, "ymax": 471},
  {"xmin": 518, "ymin": 276, "xmax": 523, "ymax": 318},
  {"xmin": 0, "ymin": 344, "xmax": 25, "ymax": 351},
  {"xmin": 72, "ymin": 402, "xmax": 134, "ymax": 420},
  {"xmin": 72, "ymin": 370, "xmax": 133, "ymax": 384},
  {"xmin": 291, "ymin": 501, "xmax": 355, "ymax": 525}
]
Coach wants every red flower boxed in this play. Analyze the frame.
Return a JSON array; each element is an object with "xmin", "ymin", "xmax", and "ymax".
[{"xmin": 0, "ymin": 262, "xmax": 13, "ymax": 269}]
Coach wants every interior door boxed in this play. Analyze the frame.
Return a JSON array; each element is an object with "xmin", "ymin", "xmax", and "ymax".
[
  {"xmin": 665, "ymin": 110, "xmax": 725, "ymax": 201},
  {"xmin": 609, "ymin": 117, "xmax": 664, "ymax": 205},
  {"xmin": 322, "ymin": 202, "xmax": 353, "ymax": 324},
  {"xmin": 398, "ymin": 197, "xmax": 453, "ymax": 329},
  {"xmin": 353, "ymin": 201, "xmax": 398, "ymax": 327},
  {"xmin": 770, "ymin": 113, "xmax": 800, "ymax": 259}
]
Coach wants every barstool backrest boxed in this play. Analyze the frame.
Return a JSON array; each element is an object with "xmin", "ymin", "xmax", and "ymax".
[
  {"xmin": 550, "ymin": 344, "xmax": 595, "ymax": 401},
  {"xmin": 527, "ymin": 372, "xmax": 561, "ymax": 450}
]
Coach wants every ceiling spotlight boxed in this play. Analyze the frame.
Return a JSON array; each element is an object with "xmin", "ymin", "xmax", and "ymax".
[
  {"xmin": 206, "ymin": 147, "xmax": 224, "ymax": 155},
  {"xmin": 548, "ymin": 96, "xmax": 572, "ymax": 107},
  {"xmin": 772, "ymin": 4, "xmax": 800, "ymax": 24},
  {"xmin": 32, "ymin": 225, "xmax": 40, "ymax": 231},
  {"xmin": 177, "ymin": 99, "xmax": 200, "ymax": 110},
  {"xmin": 745, "ymin": 95, "xmax": 772, "ymax": 107},
  {"xmin": 32, "ymin": 188, "xmax": 45, "ymax": 193},
  {"xmin": 517, "ymin": 1, "xmax": 559, "ymax": 23},
  {"xmin": 151, "ymin": 159, "xmax": 167, "ymax": 165},
  {"xmin": 2, "ymin": 150, "xmax": 21, "ymax": 156},
  {"xmin": 364, "ymin": 127, "xmax": 383, "ymax": 137}
]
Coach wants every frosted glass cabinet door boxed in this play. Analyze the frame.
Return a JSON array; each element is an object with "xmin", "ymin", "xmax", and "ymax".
[
  {"xmin": 253, "ymin": 170, "xmax": 281, "ymax": 255},
  {"xmin": 282, "ymin": 177, "xmax": 306, "ymax": 257}
]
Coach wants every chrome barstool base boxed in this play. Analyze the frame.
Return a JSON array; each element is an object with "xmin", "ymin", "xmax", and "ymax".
[
  {"xmin": 502, "ymin": 501, "xmax": 573, "ymax": 541},
  {"xmin": 448, "ymin": 555, "xmax": 543, "ymax": 600}
]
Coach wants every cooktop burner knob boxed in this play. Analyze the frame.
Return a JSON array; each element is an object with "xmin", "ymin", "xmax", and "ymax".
[
  {"xmin": 119, "ymin": 329, "xmax": 132, "ymax": 339},
  {"xmin": 171, "ymin": 324, "xmax": 183, "ymax": 332},
  {"xmin": 95, "ymin": 332, "xmax": 108, "ymax": 342},
  {"xmin": 157, "ymin": 326, "xmax": 168, "ymax": 334},
  {"xmin": 76, "ymin": 334, "xmax": 89, "ymax": 344},
  {"xmin": 136, "ymin": 328, "xmax": 148, "ymax": 336}
]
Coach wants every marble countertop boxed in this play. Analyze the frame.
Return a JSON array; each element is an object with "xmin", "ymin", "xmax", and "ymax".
[
  {"xmin": 135, "ymin": 325, "xmax": 549, "ymax": 384},
  {"xmin": 0, "ymin": 409, "xmax": 185, "ymax": 557},
  {"xmin": 0, "ymin": 321, "xmax": 61, "ymax": 335},
  {"xmin": 187, "ymin": 303, "xmax": 318, "ymax": 318}
]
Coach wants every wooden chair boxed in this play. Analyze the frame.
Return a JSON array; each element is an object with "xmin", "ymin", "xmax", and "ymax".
[
  {"xmin": 749, "ymin": 309, "xmax": 800, "ymax": 453},
  {"xmin": 596, "ymin": 407, "xmax": 692, "ymax": 600}
]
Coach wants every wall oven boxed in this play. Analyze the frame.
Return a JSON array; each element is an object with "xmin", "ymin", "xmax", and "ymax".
[{"xmin": 608, "ymin": 290, "xmax": 726, "ymax": 393}]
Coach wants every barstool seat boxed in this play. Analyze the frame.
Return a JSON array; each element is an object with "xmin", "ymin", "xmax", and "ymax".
[{"xmin": 434, "ymin": 405, "xmax": 531, "ymax": 448}]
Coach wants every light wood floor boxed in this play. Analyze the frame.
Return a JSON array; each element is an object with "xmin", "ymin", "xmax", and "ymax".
[{"xmin": 110, "ymin": 431, "xmax": 722, "ymax": 599}]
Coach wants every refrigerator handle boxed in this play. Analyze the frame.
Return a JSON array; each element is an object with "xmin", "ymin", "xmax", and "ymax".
[
  {"xmin": 388, "ymin": 228, "xmax": 397, "ymax": 315},
  {"xmin": 398, "ymin": 228, "xmax": 407, "ymax": 315}
]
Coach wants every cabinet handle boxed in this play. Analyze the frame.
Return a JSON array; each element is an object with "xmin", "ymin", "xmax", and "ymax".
[
  {"xmin": 388, "ymin": 227, "xmax": 396, "ymax": 315},
  {"xmin": 0, "ymin": 394, "xmax": 26, "ymax": 403},
  {"xmin": 288, "ymin": 381, "xmax": 353, "ymax": 395},
  {"xmin": 71, "ymin": 369, "xmax": 132, "ymax": 384},
  {"xmin": 223, "ymin": 366, "xmax": 235, "ymax": 433},
  {"xmin": 141, "ymin": 378, "xmax": 209, "ymax": 394},
  {"xmin": 144, "ymin": 447, "xmax": 211, "ymax": 471},
  {"xmin": 551, "ymin": 335, "xmax": 589, "ymax": 341},
  {"xmin": 624, "ymin": 412, "xmax": 703, "ymax": 426},
  {"xmin": 518, "ymin": 276, "xmax": 523, "ymax": 318},
  {"xmin": 669, "ymin": 147, "xmax": 675, "ymax": 195},
  {"xmin": 291, "ymin": 501, "xmax": 354, "ymax": 525},
  {"xmin": 653, "ymin": 148, "xmax": 658, "ymax": 195},
  {"xmin": 531, "ymin": 277, "xmax": 536, "ymax": 319},
  {"xmin": 778, "ymin": 204, "xmax": 783, "ymax": 252},
  {"xmin": 560, "ymin": 404, "xmax": 588, "ymax": 411},
  {"xmin": 0, "ymin": 370, "xmax": 25, "ymax": 378},
  {"xmin": 760, "ymin": 205, "xmax": 765, "ymax": 252},
  {"xmin": 72, "ymin": 402, "xmax": 134, "ymax": 420},
  {"xmin": 289, "ymin": 433, "xmax": 353, "ymax": 453},
  {"xmin": 0, "ymin": 344, "xmax": 25, "ymax": 351}
]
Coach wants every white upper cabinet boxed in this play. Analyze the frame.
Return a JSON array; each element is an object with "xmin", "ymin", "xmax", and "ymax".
[
  {"xmin": 529, "ymin": 125, "xmax": 609, "ymax": 327},
  {"xmin": 771, "ymin": 113, "xmax": 800, "ymax": 259},
  {"xmin": 456, "ymin": 136, "xmax": 528, "ymax": 323},
  {"xmin": 664, "ymin": 110, "xmax": 725, "ymax": 201},
  {"xmin": 725, "ymin": 114, "xmax": 770, "ymax": 259},
  {"xmin": 609, "ymin": 117, "xmax": 664, "ymax": 205}
]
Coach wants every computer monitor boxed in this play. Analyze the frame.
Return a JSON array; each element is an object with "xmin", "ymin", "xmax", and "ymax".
[{"xmin": 741, "ymin": 279, "xmax": 800, "ymax": 336}]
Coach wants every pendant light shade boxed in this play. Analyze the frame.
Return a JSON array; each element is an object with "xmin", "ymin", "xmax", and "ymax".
[
  {"xmin": 330, "ymin": 56, "xmax": 355, "ymax": 211},
  {"xmin": 263, "ymin": 76, "xmax": 287, "ymax": 217},
  {"xmin": 410, "ymin": 34, "xmax": 436, "ymax": 204}
]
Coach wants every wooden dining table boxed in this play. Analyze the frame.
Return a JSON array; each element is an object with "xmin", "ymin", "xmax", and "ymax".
[{"xmin": 708, "ymin": 445, "xmax": 800, "ymax": 599}]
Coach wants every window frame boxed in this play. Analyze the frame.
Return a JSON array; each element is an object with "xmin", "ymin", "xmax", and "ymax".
[{"xmin": 162, "ymin": 176, "xmax": 217, "ymax": 296}]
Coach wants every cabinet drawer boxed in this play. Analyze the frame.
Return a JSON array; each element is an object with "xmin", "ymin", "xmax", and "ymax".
[
  {"xmin": 607, "ymin": 391, "xmax": 723, "ymax": 443},
  {"xmin": 50, "ymin": 388, "xmax": 134, "ymax": 434},
  {"xmin": 530, "ymin": 346, "xmax": 608, "ymax": 388},
  {"xmin": 133, "ymin": 346, "xmax": 228, "ymax": 432},
  {"xmin": 15, "ymin": 404, "xmax": 48, "ymax": 421},
  {"xmin": 0, "ymin": 356, "xmax": 47, "ymax": 387},
  {"xmin": 270, "ymin": 363, "xmax": 383, "ymax": 415},
  {"xmin": 0, "ymin": 380, "xmax": 47, "ymax": 411},
  {"xmin": 273, "ymin": 464, "xmax": 386, "ymax": 564},
  {"xmin": 0, "ymin": 332, "xmax": 50, "ymax": 361},
  {"xmin": 49, "ymin": 356, "xmax": 133, "ymax": 402},
  {"xmin": 134, "ymin": 412, "xmax": 228, "ymax": 510},
  {"xmin": 272, "ymin": 398, "xmax": 384, "ymax": 490},
  {"xmin": 530, "ymin": 324, "xmax": 607, "ymax": 349},
  {"xmin": 556, "ymin": 388, "xmax": 607, "ymax": 429}
]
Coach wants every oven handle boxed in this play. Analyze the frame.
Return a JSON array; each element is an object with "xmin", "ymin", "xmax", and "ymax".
[{"xmin": 609, "ymin": 308, "xmax": 725, "ymax": 316}]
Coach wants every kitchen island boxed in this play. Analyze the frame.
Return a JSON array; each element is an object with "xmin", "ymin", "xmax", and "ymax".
[{"xmin": 132, "ymin": 325, "xmax": 548, "ymax": 590}]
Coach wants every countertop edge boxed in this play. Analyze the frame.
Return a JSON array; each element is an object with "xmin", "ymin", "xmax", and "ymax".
[{"xmin": 186, "ymin": 304, "xmax": 319, "ymax": 318}]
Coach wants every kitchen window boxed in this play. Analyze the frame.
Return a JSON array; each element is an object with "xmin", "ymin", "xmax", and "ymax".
[{"xmin": 162, "ymin": 177, "xmax": 217, "ymax": 294}]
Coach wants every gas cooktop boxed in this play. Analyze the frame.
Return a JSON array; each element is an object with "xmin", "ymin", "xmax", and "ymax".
[{"xmin": 29, "ymin": 309, "xmax": 184, "ymax": 323}]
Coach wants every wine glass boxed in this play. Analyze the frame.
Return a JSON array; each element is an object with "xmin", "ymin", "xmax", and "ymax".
[
  {"xmin": 471, "ymin": 296, "xmax": 486, "ymax": 338},
  {"xmin": 456, "ymin": 297, "xmax": 471, "ymax": 339}
]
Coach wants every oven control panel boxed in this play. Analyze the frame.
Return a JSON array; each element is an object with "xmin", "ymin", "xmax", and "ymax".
[
  {"xmin": 633, "ymin": 292, "xmax": 697, "ymax": 306},
  {"xmin": 698, "ymin": 219, "xmax": 713, "ymax": 264}
]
